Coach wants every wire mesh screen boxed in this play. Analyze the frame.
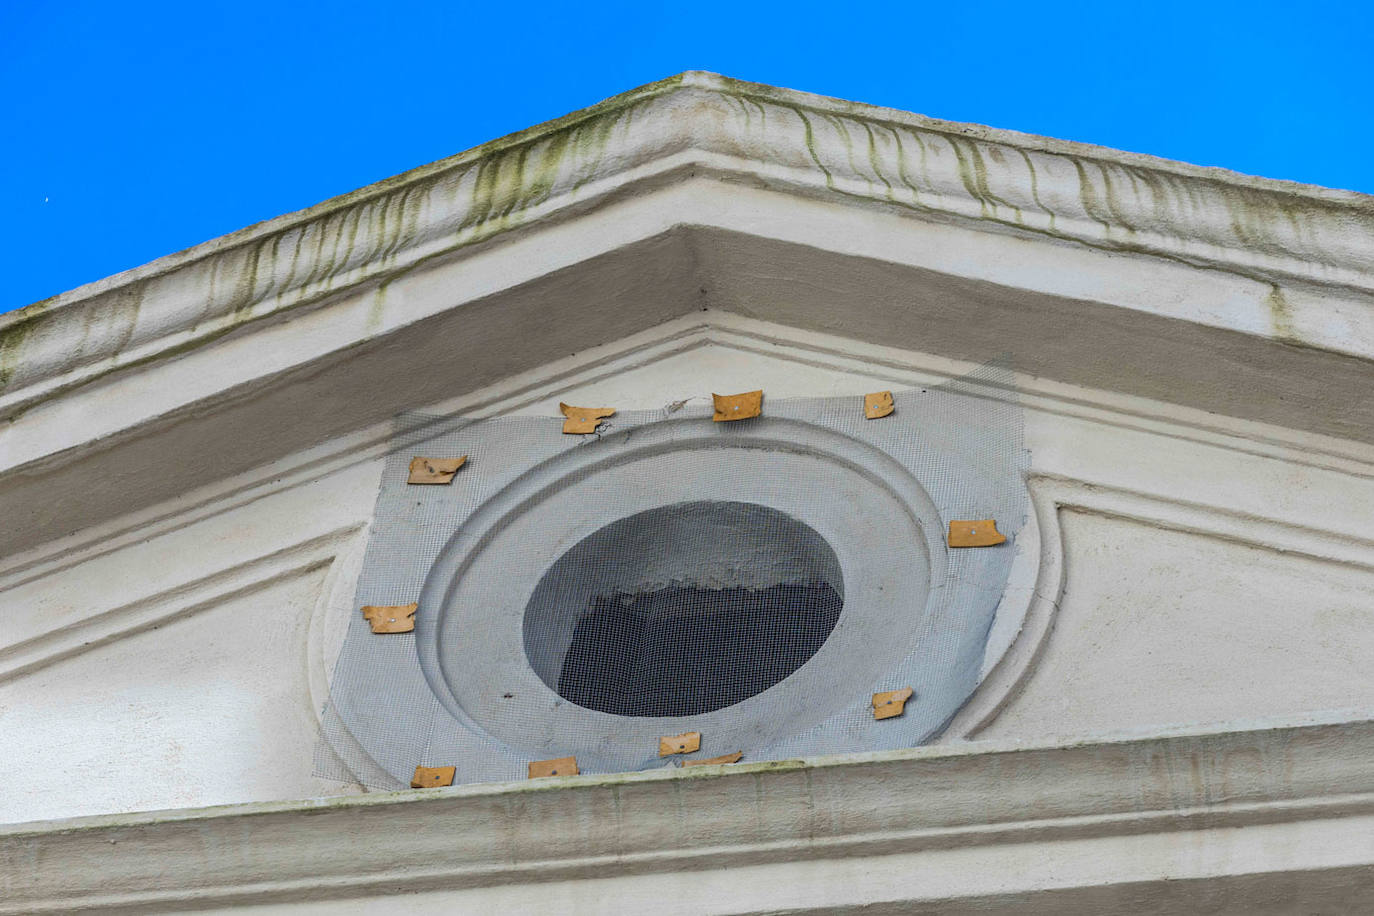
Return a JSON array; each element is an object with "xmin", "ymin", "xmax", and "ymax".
[
  {"xmin": 534, "ymin": 500, "xmax": 845, "ymax": 717},
  {"xmin": 316, "ymin": 366, "xmax": 1027, "ymax": 789}
]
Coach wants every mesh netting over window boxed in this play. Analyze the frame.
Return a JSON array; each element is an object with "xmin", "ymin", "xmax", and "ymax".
[
  {"xmin": 533, "ymin": 501, "xmax": 845, "ymax": 717},
  {"xmin": 316, "ymin": 366, "xmax": 1026, "ymax": 789}
]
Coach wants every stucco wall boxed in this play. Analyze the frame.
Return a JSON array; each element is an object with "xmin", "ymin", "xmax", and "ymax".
[{"xmin": 3, "ymin": 321, "xmax": 1372, "ymax": 823}]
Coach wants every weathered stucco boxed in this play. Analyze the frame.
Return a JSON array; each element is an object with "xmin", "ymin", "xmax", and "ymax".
[{"xmin": 6, "ymin": 712, "xmax": 1374, "ymax": 913}]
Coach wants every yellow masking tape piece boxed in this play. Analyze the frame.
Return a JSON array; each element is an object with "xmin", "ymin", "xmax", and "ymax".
[
  {"xmin": 658, "ymin": 732, "xmax": 702, "ymax": 757},
  {"xmin": 872, "ymin": 687, "xmax": 914, "ymax": 720},
  {"xmin": 407, "ymin": 456, "xmax": 467, "ymax": 484},
  {"xmin": 947, "ymin": 519, "xmax": 1007, "ymax": 548},
  {"xmin": 361, "ymin": 603, "xmax": 418, "ymax": 634},
  {"xmin": 864, "ymin": 390, "xmax": 895, "ymax": 419},
  {"xmin": 712, "ymin": 390, "xmax": 763, "ymax": 422},
  {"xmin": 410, "ymin": 765, "xmax": 455, "ymax": 788},
  {"xmin": 528, "ymin": 756, "xmax": 579, "ymax": 778},
  {"xmin": 560, "ymin": 402, "xmax": 615, "ymax": 434}
]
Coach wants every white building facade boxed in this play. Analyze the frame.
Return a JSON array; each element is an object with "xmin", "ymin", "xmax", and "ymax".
[{"xmin": 2, "ymin": 73, "xmax": 1373, "ymax": 912}]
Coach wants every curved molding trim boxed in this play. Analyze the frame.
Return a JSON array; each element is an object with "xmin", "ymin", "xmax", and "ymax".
[
  {"xmin": 942, "ymin": 473, "xmax": 1061, "ymax": 738},
  {"xmin": 945, "ymin": 471, "xmax": 1374, "ymax": 739}
]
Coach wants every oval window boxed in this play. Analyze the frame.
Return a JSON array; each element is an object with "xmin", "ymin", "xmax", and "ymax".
[{"xmin": 522, "ymin": 501, "xmax": 844, "ymax": 716}]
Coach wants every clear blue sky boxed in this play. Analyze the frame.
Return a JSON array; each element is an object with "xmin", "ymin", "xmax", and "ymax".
[{"xmin": 3, "ymin": 0, "xmax": 1371, "ymax": 311}]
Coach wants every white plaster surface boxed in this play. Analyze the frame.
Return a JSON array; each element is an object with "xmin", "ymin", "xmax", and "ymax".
[
  {"xmin": 982, "ymin": 509, "xmax": 1374, "ymax": 741},
  {"xmin": 3, "ymin": 331, "xmax": 1373, "ymax": 828},
  {"xmin": 0, "ymin": 569, "xmax": 344, "ymax": 823}
]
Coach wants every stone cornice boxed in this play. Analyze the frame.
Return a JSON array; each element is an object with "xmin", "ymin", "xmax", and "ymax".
[
  {"xmin": 4, "ymin": 712, "xmax": 1374, "ymax": 912},
  {"xmin": 3, "ymin": 71, "xmax": 1372, "ymax": 418}
]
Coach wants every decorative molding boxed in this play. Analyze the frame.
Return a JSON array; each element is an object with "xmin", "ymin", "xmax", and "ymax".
[
  {"xmin": 6, "ymin": 311, "xmax": 1371, "ymax": 590},
  {"xmin": 942, "ymin": 474, "xmax": 1064, "ymax": 739},
  {"xmin": 712, "ymin": 317, "xmax": 1374, "ymax": 480},
  {"xmin": 4, "ymin": 72, "xmax": 1372, "ymax": 418},
  {"xmin": 1043, "ymin": 474, "xmax": 1374, "ymax": 570},
  {"xmin": 3, "ymin": 314, "xmax": 1370, "ymax": 671},
  {"xmin": 0, "ymin": 526, "xmax": 358, "ymax": 683},
  {"xmin": 948, "ymin": 472, "xmax": 1374, "ymax": 739},
  {"xmin": 0, "ymin": 320, "xmax": 718, "ymax": 584},
  {"xmin": 4, "ymin": 712, "xmax": 1374, "ymax": 913}
]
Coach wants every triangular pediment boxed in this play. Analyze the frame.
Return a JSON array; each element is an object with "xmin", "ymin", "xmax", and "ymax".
[{"xmin": 3, "ymin": 77, "xmax": 1374, "ymax": 915}]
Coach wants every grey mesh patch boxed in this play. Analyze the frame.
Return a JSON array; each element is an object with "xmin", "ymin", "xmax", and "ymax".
[{"xmin": 316, "ymin": 366, "xmax": 1027, "ymax": 788}]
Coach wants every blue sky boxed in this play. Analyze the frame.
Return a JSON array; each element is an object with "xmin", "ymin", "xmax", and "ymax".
[{"xmin": 3, "ymin": 0, "xmax": 1371, "ymax": 311}]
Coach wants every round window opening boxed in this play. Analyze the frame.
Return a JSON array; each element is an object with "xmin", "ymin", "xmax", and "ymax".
[{"xmin": 522, "ymin": 501, "xmax": 845, "ymax": 717}]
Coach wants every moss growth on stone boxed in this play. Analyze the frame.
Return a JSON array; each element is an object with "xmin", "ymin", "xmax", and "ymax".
[
  {"xmin": 1267, "ymin": 285, "xmax": 1298, "ymax": 342},
  {"xmin": 3, "ymin": 67, "xmax": 1363, "ymax": 416},
  {"xmin": 0, "ymin": 315, "xmax": 35, "ymax": 393}
]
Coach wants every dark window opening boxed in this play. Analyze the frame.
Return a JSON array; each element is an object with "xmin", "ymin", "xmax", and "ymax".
[
  {"xmin": 556, "ymin": 580, "xmax": 843, "ymax": 716},
  {"xmin": 522, "ymin": 500, "xmax": 845, "ymax": 717}
]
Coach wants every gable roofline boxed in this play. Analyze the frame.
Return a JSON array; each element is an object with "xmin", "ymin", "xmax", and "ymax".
[{"xmin": 3, "ymin": 70, "xmax": 1372, "ymax": 414}]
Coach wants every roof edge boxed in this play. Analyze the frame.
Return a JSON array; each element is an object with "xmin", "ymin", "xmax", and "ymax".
[{"xmin": 3, "ymin": 71, "xmax": 1372, "ymax": 413}]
